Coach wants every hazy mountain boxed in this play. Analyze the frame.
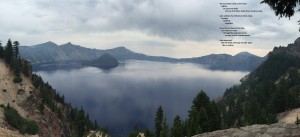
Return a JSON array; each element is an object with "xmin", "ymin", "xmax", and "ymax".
[
  {"xmin": 20, "ymin": 41, "xmax": 175, "ymax": 63},
  {"xmin": 180, "ymin": 51, "xmax": 263, "ymax": 71},
  {"xmin": 20, "ymin": 42, "xmax": 264, "ymax": 71}
]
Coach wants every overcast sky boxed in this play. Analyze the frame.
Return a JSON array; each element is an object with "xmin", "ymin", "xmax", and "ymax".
[{"xmin": 0, "ymin": 0, "xmax": 299, "ymax": 58}]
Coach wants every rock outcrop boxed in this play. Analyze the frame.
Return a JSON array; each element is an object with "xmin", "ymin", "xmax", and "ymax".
[
  {"xmin": 193, "ymin": 123, "xmax": 300, "ymax": 137},
  {"xmin": 277, "ymin": 108, "xmax": 300, "ymax": 124},
  {"xmin": 86, "ymin": 131, "xmax": 109, "ymax": 137},
  {"xmin": 273, "ymin": 37, "xmax": 300, "ymax": 57}
]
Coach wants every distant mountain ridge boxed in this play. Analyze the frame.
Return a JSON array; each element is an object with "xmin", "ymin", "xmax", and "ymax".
[
  {"xmin": 181, "ymin": 52, "xmax": 263, "ymax": 71},
  {"xmin": 20, "ymin": 42, "xmax": 264, "ymax": 71}
]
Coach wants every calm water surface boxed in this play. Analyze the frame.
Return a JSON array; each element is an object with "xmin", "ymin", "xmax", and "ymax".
[{"xmin": 35, "ymin": 60, "xmax": 248, "ymax": 136}]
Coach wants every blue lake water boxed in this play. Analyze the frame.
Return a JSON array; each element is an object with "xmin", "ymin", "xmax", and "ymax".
[{"xmin": 35, "ymin": 60, "xmax": 248, "ymax": 136}]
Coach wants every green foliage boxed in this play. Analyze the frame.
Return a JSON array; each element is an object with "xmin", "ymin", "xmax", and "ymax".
[
  {"xmin": 4, "ymin": 105, "xmax": 39, "ymax": 134},
  {"xmin": 187, "ymin": 90, "xmax": 222, "ymax": 135},
  {"xmin": 210, "ymin": 101, "xmax": 222, "ymax": 131},
  {"xmin": 31, "ymin": 74, "xmax": 65, "ymax": 113},
  {"xmin": 144, "ymin": 128, "xmax": 155, "ymax": 137},
  {"xmin": 191, "ymin": 90, "xmax": 210, "ymax": 111},
  {"xmin": 171, "ymin": 115, "xmax": 184, "ymax": 137},
  {"xmin": 160, "ymin": 118, "xmax": 169, "ymax": 137},
  {"xmin": 13, "ymin": 76, "xmax": 22, "ymax": 83},
  {"xmin": 92, "ymin": 121, "xmax": 98, "ymax": 130},
  {"xmin": 219, "ymin": 52, "xmax": 300, "ymax": 128},
  {"xmin": 65, "ymin": 106, "xmax": 96, "ymax": 137},
  {"xmin": 198, "ymin": 107, "xmax": 209, "ymax": 132},
  {"xmin": 128, "ymin": 128, "xmax": 141, "ymax": 137},
  {"xmin": 155, "ymin": 106, "xmax": 164, "ymax": 137},
  {"xmin": 4, "ymin": 39, "xmax": 13, "ymax": 64},
  {"xmin": 76, "ymin": 107, "xmax": 87, "ymax": 137},
  {"xmin": 13, "ymin": 41, "xmax": 19, "ymax": 58},
  {"xmin": 261, "ymin": 0, "xmax": 299, "ymax": 19},
  {"xmin": 145, "ymin": 90, "xmax": 222, "ymax": 137},
  {"xmin": 0, "ymin": 45, "xmax": 4, "ymax": 58},
  {"xmin": 244, "ymin": 98, "xmax": 263, "ymax": 125},
  {"xmin": 0, "ymin": 39, "xmax": 32, "ymax": 78},
  {"xmin": 22, "ymin": 60, "xmax": 32, "ymax": 77}
]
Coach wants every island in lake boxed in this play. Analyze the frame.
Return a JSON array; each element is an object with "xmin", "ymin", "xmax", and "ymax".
[{"xmin": 83, "ymin": 53, "xmax": 119, "ymax": 69}]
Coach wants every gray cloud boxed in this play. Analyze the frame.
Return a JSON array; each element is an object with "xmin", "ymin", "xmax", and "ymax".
[
  {"xmin": 29, "ymin": 0, "xmax": 222, "ymax": 41},
  {"xmin": 0, "ymin": 0, "xmax": 299, "ymax": 57}
]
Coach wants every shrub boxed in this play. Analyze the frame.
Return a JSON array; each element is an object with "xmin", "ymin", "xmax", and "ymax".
[
  {"xmin": 17, "ymin": 89, "xmax": 25, "ymax": 95},
  {"xmin": 13, "ymin": 77, "xmax": 22, "ymax": 83},
  {"xmin": 4, "ymin": 106, "xmax": 39, "ymax": 134}
]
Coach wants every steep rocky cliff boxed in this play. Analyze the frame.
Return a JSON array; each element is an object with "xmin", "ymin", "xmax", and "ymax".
[
  {"xmin": 0, "ymin": 59, "xmax": 70, "ymax": 136},
  {"xmin": 0, "ymin": 39, "xmax": 107, "ymax": 136}
]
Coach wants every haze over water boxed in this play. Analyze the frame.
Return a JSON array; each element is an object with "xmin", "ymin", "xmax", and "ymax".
[{"xmin": 35, "ymin": 60, "xmax": 248, "ymax": 136}]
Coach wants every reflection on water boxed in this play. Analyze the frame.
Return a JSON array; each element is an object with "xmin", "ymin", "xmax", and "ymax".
[{"xmin": 35, "ymin": 60, "xmax": 248, "ymax": 136}]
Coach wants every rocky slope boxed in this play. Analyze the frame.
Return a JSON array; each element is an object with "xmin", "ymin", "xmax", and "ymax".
[
  {"xmin": 193, "ymin": 123, "xmax": 300, "ymax": 137},
  {"xmin": 278, "ymin": 108, "xmax": 300, "ymax": 124},
  {"xmin": 0, "ymin": 59, "xmax": 68, "ymax": 137},
  {"xmin": 0, "ymin": 127, "xmax": 32, "ymax": 137},
  {"xmin": 193, "ymin": 106, "xmax": 300, "ymax": 137}
]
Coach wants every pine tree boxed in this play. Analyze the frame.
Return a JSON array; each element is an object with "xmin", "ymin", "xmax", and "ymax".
[
  {"xmin": 245, "ymin": 98, "xmax": 262, "ymax": 125},
  {"xmin": 198, "ymin": 107, "xmax": 209, "ymax": 132},
  {"xmin": 191, "ymin": 90, "xmax": 210, "ymax": 111},
  {"xmin": 85, "ymin": 113, "xmax": 93, "ymax": 131},
  {"xmin": 128, "ymin": 128, "xmax": 140, "ymax": 137},
  {"xmin": 12, "ymin": 41, "xmax": 19, "ymax": 58},
  {"xmin": 209, "ymin": 101, "xmax": 222, "ymax": 131},
  {"xmin": 144, "ymin": 128, "xmax": 155, "ymax": 137},
  {"xmin": 171, "ymin": 115, "xmax": 184, "ymax": 137},
  {"xmin": 155, "ymin": 106, "xmax": 164, "ymax": 137},
  {"xmin": 76, "ymin": 107, "xmax": 87, "ymax": 137},
  {"xmin": 22, "ymin": 60, "xmax": 31, "ymax": 77},
  {"xmin": 160, "ymin": 118, "xmax": 169, "ymax": 137},
  {"xmin": 261, "ymin": 0, "xmax": 299, "ymax": 19},
  {"xmin": 4, "ymin": 39, "xmax": 13, "ymax": 64},
  {"xmin": 188, "ymin": 90, "xmax": 212, "ymax": 135},
  {"xmin": 94, "ymin": 120, "xmax": 99, "ymax": 130},
  {"xmin": 0, "ymin": 43, "xmax": 4, "ymax": 58}
]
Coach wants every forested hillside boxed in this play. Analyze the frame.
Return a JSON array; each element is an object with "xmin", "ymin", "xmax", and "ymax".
[
  {"xmin": 0, "ymin": 39, "xmax": 106, "ymax": 137},
  {"xmin": 219, "ymin": 38, "xmax": 300, "ymax": 128}
]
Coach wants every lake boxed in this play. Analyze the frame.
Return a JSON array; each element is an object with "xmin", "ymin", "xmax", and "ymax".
[{"xmin": 34, "ymin": 60, "xmax": 248, "ymax": 136}]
